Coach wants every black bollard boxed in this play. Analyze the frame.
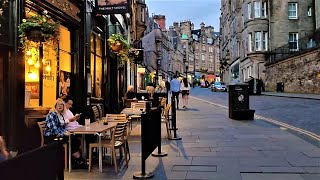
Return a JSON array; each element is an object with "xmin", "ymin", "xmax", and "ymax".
[{"xmin": 169, "ymin": 97, "xmax": 182, "ymax": 140}]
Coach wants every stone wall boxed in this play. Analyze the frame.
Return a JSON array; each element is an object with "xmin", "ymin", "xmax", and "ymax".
[{"xmin": 265, "ymin": 48, "xmax": 320, "ymax": 94}]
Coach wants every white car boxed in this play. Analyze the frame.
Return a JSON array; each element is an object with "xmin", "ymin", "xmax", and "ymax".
[{"xmin": 211, "ymin": 82, "xmax": 227, "ymax": 92}]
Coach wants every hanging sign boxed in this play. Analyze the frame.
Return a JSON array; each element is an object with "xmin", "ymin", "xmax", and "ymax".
[{"xmin": 96, "ymin": 0, "xmax": 130, "ymax": 15}]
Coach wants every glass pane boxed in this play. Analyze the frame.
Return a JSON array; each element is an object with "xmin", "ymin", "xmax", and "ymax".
[
  {"xmin": 59, "ymin": 26, "xmax": 71, "ymax": 52},
  {"xmin": 43, "ymin": 44, "xmax": 58, "ymax": 106},
  {"xmin": 91, "ymin": 53, "xmax": 95, "ymax": 94},
  {"xmin": 95, "ymin": 56, "xmax": 102, "ymax": 97},
  {"xmin": 96, "ymin": 37, "xmax": 102, "ymax": 56},
  {"xmin": 91, "ymin": 33, "xmax": 95, "ymax": 53}
]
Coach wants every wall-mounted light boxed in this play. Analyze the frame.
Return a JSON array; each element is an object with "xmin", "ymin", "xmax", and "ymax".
[
  {"xmin": 45, "ymin": 65, "xmax": 51, "ymax": 72},
  {"xmin": 28, "ymin": 72, "xmax": 37, "ymax": 80},
  {"xmin": 35, "ymin": 61, "xmax": 40, "ymax": 68},
  {"xmin": 27, "ymin": 59, "xmax": 33, "ymax": 65}
]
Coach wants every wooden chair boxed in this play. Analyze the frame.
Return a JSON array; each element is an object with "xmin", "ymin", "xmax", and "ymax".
[
  {"xmin": 162, "ymin": 104, "xmax": 172, "ymax": 139},
  {"xmin": 130, "ymin": 102, "xmax": 146, "ymax": 123},
  {"xmin": 106, "ymin": 114, "xmax": 127, "ymax": 121},
  {"xmin": 88, "ymin": 121, "xmax": 129, "ymax": 173},
  {"xmin": 97, "ymin": 104, "xmax": 104, "ymax": 119},
  {"xmin": 37, "ymin": 121, "xmax": 68, "ymax": 171},
  {"xmin": 92, "ymin": 106, "xmax": 100, "ymax": 121},
  {"xmin": 106, "ymin": 114, "xmax": 131, "ymax": 159},
  {"xmin": 131, "ymin": 102, "xmax": 146, "ymax": 110}
]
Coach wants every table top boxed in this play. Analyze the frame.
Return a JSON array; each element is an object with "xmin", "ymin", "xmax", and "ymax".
[{"xmin": 69, "ymin": 122, "xmax": 117, "ymax": 134}]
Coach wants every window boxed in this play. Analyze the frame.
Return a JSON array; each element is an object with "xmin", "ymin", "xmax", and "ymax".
[
  {"xmin": 209, "ymin": 47, "xmax": 213, "ymax": 52},
  {"xmin": 202, "ymin": 45, "xmax": 206, "ymax": 51},
  {"xmin": 308, "ymin": 6, "xmax": 312, "ymax": 17},
  {"xmin": 262, "ymin": 2, "xmax": 267, "ymax": 17},
  {"xmin": 262, "ymin": 32, "xmax": 268, "ymax": 50},
  {"xmin": 288, "ymin": 3, "xmax": 298, "ymax": 19},
  {"xmin": 248, "ymin": 33, "xmax": 253, "ymax": 52},
  {"xmin": 90, "ymin": 33, "xmax": 103, "ymax": 97},
  {"xmin": 254, "ymin": 1, "xmax": 261, "ymax": 18},
  {"xmin": 141, "ymin": 8, "xmax": 145, "ymax": 22},
  {"xmin": 255, "ymin": 32, "xmax": 261, "ymax": 51},
  {"xmin": 289, "ymin": 32, "xmax": 299, "ymax": 51},
  {"xmin": 248, "ymin": 3, "xmax": 252, "ymax": 19},
  {"xmin": 201, "ymin": 54, "xmax": 205, "ymax": 61}
]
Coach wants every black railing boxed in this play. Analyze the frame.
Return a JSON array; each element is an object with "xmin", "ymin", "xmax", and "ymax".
[{"xmin": 268, "ymin": 29, "xmax": 320, "ymax": 65}]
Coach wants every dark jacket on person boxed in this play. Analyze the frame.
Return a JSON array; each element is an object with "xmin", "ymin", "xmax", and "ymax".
[{"xmin": 125, "ymin": 91, "xmax": 136, "ymax": 99}]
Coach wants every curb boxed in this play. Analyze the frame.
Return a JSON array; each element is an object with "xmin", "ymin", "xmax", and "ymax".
[{"xmin": 261, "ymin": 93, "xmax": 320, "ymax": 100}]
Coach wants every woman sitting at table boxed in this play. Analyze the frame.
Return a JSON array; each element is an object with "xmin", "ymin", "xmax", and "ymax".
[{"xmin": 44, "ymin": 98, "xmax": 87, "ymax": 169}]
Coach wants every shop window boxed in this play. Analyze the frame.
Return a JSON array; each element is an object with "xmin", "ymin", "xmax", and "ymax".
[
  {"xmin": 90, "ymin": 33, "xmax": 103, "ymax": 97},
  {"xmin": 24, "ymin": 8, "xmax": 73, "ymax": 107}
]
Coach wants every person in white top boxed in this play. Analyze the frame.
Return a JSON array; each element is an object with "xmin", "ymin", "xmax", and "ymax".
[
  {"xmin": 180, "ymin": 77, "xmax": 190, "ymax": 109},
  {"xmin": 62, "ymin": 95, "xmax": 81, "ymax": 130}
]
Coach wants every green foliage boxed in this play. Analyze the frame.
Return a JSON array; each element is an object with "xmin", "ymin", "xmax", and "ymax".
[
  {"xmin": 18, "ymin": 12, "xmax": 60, "ymax": 49},
  {"xmin": 107, "ymin": 34, "xmax": 140, "ymax": 66}
]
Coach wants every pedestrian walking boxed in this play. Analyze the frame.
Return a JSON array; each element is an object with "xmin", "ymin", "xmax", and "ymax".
[
  {"xmin": 180, "ymin": 77, "xmax": 190, "ymax": 109},
  {"xmin": 170, "ymin": 75, "xmax": 181, "ymax": 109}
]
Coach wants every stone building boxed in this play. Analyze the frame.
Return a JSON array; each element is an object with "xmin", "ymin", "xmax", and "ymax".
[
  {"xmin": 191, "ymin": 23, "xmax": 220, "ymax": 82},
  {"xmin": 220, "ymin": 0, "xmax": 316, "ymax": 85}
]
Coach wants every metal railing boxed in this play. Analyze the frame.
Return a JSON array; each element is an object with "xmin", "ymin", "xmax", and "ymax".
[{"xmin": 268, "ymin": 29, "xmax": 320, "ymax": 65}]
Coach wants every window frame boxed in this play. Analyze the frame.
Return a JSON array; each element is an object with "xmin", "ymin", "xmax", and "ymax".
[
  {"xmin": 254, "ymin": 0, "xmax": 261, "ymax": 18},
  {"xmin": 288, "ymin": 2, "xmax": 298, "ymax": 19},
  {"xmin": 255, "ymin": 31, "xmax": 261, "ymax": 51},
  {"xmin": 262, "ymin": 1, "xmax": 267, "ymax": 17},
  {"xmin": 248, "ymin": 33, "xmax": 253, "ymax": 52},
  {"xmin": 248, "ymin": 2, "xmax": 252, "ymax": 19},
  {"xmin": 262, "ymin": 32, "xmax": 268, "ymax": 50},
  {"xmin": 289, "ymin": 32, "xmax": 299, "ymax": 51}
]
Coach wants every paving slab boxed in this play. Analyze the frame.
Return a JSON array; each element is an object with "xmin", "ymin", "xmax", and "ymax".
[{"xmin": 241, "ymin": 173, "xmax": 304, "ymax": 180}]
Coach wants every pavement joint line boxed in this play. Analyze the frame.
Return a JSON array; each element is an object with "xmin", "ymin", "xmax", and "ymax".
[{"xmin": 190, "ymin": 96, "xmax": 320, "ymax": 142}]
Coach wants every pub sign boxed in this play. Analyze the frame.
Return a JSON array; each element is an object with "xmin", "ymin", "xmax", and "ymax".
[{"xmin": 96, "ymin": 0, "xmax": 130, "ymax": 14}]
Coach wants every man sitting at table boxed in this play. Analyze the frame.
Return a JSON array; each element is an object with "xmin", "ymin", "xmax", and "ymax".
[{"xmin": 125, "ymin": 85, "xmax": 136, "ymax": 99}]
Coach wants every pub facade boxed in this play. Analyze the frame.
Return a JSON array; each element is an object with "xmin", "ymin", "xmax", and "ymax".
[{"xmin": 0, "ymin": 0, "xmax": 133, "ymax": 153}]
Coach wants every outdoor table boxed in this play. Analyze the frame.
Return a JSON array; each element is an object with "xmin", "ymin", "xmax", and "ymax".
[{"xmin": 68, "ymin": 122, "xmax": 117, "ymax": 173}]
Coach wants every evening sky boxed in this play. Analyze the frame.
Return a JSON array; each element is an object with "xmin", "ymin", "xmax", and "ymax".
[{"xmin": 146, "ymin": 0, "xmax": 221, "ymax": 31}]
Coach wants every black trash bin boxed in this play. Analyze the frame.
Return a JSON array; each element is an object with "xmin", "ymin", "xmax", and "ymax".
[
  {"xmin": 228, "ymin": 83, "xmax": 255, "ymax": 120},
  {"xmin": 276, "ymin": 82, "xmax": 284, "ymax": 92}
]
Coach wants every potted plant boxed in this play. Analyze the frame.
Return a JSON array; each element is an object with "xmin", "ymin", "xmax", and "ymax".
[
  {"xmin": 18, "ymin": 11, "xmax": 60, "ymax": 49},
  {"xmin": 108, "ymin": 34, "xmax": 141, "ymax": 66},
  {"xmin": 107, "ymin": 34, "xmax": 130, "ymax": 52}
]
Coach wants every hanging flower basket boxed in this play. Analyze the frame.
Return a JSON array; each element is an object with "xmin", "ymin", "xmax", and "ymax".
[
  {"xmin": 18, "ymin": 11, "xmax": 60, "ymax": 49},
  {"xmin": 25, "ymin": 27, "xmax": 44, "ymax": 42},
  {"xmin": 111, "ymin": 42, "xmax": 123, "ymax": 52}
]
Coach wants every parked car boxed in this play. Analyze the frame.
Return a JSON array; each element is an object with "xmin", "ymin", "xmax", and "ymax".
[{"xmin": 211, "ymin": 81, "xmax": 227, "ymax": 92}]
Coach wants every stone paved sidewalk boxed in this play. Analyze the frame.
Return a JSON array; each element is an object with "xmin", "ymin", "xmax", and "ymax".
[{"xmin": 65, "ymin": 97, "xmax": 320, "ymax": 180}]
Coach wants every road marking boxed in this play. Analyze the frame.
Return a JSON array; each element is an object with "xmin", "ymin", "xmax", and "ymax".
[{"xmin": 190, "ymin": 96, "xmax": 320, "ymax": 141}]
